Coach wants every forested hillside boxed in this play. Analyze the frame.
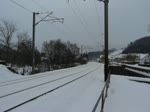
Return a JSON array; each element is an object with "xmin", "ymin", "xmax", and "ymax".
[{"xmin": 123, "ymin": 36, "xmax": 150, "ymax": 53}]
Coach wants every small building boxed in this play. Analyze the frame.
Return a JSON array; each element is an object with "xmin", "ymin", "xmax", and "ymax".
[{"xmin": 139, "ymin": 54, "xmax": 150, "ymax": 65}]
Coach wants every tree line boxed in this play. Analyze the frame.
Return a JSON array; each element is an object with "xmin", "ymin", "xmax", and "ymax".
[
  {"xmin": 123, "ymin": 36, "xmax": 150, "ymax": 54},
  {"xmin": 0, "ymin": 19, "xmax": 88, "ymax": 74}
]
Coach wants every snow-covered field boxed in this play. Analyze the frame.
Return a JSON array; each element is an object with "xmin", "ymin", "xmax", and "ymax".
[
  {"xmin": 0, "ymin": 62, "xmax": 150, "ymax": 112},
  {"xmin": 105, "ymin": 75, "xmax": 150, "ymax": 112}
]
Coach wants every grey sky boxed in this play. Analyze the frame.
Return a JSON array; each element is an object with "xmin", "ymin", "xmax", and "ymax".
[{"xmin": 0, "ymin": 0, "xmax": 150, "ymax": 52}]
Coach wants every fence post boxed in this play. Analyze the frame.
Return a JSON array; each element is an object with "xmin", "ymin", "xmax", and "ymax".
[
  {"xmin": 101, "ymin": 90, "xmax": 104, "ymax": 112},
  {"xmin": 105, "ymin": 83, "xmax": 108, "ymax": 98}
]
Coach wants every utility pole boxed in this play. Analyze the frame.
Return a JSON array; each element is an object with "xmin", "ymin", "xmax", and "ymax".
[
  {"xmin": 98, "ymin": 0, "xmax": 109, "ymax": 81},
  {"xmin": 32, "ymin": 12, "xmax": 39, "ymax": 74},
  {"xmin": 104, "ymin": 0, "xmax": 109, "ymax": 81},
  {"xmin": 68, "ymin": 0, "xmax": 109, "ymax": 81},
  {"xmin": 32, "ymin": 12, "xmax": 64, "ymax": 74}
]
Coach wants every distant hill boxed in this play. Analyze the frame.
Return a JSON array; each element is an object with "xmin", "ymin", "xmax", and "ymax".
[{"xmin": 122, "ymin": 36, "xmax": 150, "ymax": 54}]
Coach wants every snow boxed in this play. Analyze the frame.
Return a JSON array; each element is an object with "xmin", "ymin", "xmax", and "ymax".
[
  {"xmin": 124, "ymin": 64, "xmax": 150, "ymax": 70},
  {"xmin": 109, "ymin": 49, "xmax": 123, "ymax": 56},
  {"xmin": 1, "ymin": 62, "xmax": 150, "ymax": 112},
  {"xmin": 109, "ymin": 49, "xmax": 123, "ymax": 59},
  {"xmin": 10, "ymin": 64, "xmax": 104, "ymax": 112},
  {"xmin": 104, "ymin": 75, "xmax": 150, "ymax": 112},
  {"xmin": 138, "ymin": 53, "xmax": 147, "ymax": 59},
  {"xmin": 0, "ymin": 62, "xmax": 105, "ymax": 112},
  {"xmin": 0, "ymin": 64, "xmax": 21, "ymax": 82},
  {"xmin": 125, "ymin": 68, "xmax": 150, "ymax": 77}
]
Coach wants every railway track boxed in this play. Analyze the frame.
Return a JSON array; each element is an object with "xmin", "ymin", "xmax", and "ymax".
[
  {"xmin": 0, "ymin": 64, "xmax": 101, "ymax": 112},
  {"xmin": 0, "ymin": 65, "xmax": 97, "ymax": 99},
  {"xmin": 0, "ymin": 64, "xmax": 94, "ymax": 87}
]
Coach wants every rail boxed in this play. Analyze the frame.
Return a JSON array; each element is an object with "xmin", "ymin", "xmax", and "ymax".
[{"xmin": 92, "ymin": 71, "xmax": 111, "ymax": 112}]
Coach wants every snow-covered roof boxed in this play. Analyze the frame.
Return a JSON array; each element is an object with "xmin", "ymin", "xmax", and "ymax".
[
  {"xmin": 137, "ymin": 54, "xmax": 148, "ymax": 59},
  {"xmin": 109, "ymin": 50, "xmax": 149, "ymax": 60}
]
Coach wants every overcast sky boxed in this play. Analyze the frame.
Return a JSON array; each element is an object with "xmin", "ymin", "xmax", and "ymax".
[{"xmin": 0, "ymin": 0, "xmax": 150, "ymax": 52}]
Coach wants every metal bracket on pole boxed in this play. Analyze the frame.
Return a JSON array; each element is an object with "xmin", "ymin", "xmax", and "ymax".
[{"xmin": 35, "ymin": 11, "xmax": 53, "ymax": 26}]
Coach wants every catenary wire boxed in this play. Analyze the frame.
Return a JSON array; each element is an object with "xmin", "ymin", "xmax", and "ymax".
[
  {"xmin": 9, "ymin": 0, "xmax": 33, "ymax": 13},
  {"xmin": 31, "ymin": 0, "xmax": 80, "ymax": 38},
  {"xmin": 65, "ymin": 0, "xmax": 93, "ymax": 38}
]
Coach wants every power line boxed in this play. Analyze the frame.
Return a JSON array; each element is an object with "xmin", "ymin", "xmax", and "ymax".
[
  {"xmin": 9, "ymin": 0, "xmax": 33, "ymax": 13},
  {"xmin": 28, "ymin": 0, "xmax": 69, "ymax": 37},
  {"xmin": 65, "ymin": 0, "xmax": 92, "ymax": 39},
  {"xmin": 94, "ymin": 0, "xmax": 101, "ymax": 28},
  {"xmin": 73, "ymin": 0, "xmax": 88, "ymax": 27},
  {"xmin": 93, "ymin": 0, "xmax": 104, "ymax": 51},
  {"xmin": 32, "ymin": 0, "xmax": 49, "ymax": 12},
  {"xmin": 72, "ymin": 0, "xmax": 96, "ymax": 38},
  {"xmin": 31, "ymin": 0, "xmax": 79, "ymax": 38},
  {"xmin": 36, "ymin": 14, "xmax": 71, "ymax": 38},
  {"xmin": 31, "ymin": 0, "xmax": 93, "ymax": 40}
]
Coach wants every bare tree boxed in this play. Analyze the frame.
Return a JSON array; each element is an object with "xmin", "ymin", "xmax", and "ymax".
[
  {"xmin": 0, "ymin": 19, "xmax": 17, "ymax": 62},
  {"xmin": 17, "ymin": 32, "xmax": 29, "ymax": 45}
]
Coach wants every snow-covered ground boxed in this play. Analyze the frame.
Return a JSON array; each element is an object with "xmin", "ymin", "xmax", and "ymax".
[
  {"xmin": 0, "ymin": 62, "xmax": 105, "ymax": 112},
  {"xmin": 105, "ymin": 75, "xmax": 150, "ymax": 112},
  {"xmin": 1, "ymin": 62, "xmax": 150, "ymax": 112},
  {"xmin": 109, "ymin": 49, "xmax": 123, "ymax": 56}
]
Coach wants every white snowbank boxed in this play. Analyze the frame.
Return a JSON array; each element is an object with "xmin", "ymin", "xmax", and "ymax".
[{"xmin": 0, "ymin": 64, "xmax": 21, "ymax": 82}]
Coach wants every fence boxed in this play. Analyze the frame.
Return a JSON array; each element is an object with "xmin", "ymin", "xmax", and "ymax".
[
  {"xmin": 92, "ymin": 71, "xmax": 111, "ymax": 112},
  {"xmin": 123, "ymin": 65, "xmax": 150, "ymax": 73}
]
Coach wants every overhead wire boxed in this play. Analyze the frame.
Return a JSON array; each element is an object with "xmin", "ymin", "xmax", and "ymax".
[
  {"xmin": 9, "ymin": 0, "xmax": 62, "ymax": 43},
  {"xmin": 93, "ymin": 0, "xmax": 104, "ymax": 49},
  {"xmin": 9, "ymin": 0, "xmax": 101, "ymax": 47},
  {"xmin": 65, "ymin": 0, "xmax": 93, "ymax": 39},
  {"xmin": 9, "ymin": 0, "xmax": 33, "ymax": 13},
  {"xmin": 32, "ymin": 0, "xmax": 49, "ymax": 12},
  {"xmin": 32, "ymin": 0, "xmax": 73, "ymax": 38},
  {"xmin": 31, "ymin": 0, "xmax": 77, "ymax": 38},
  {"xmin": 72, "ymin": 0, "xmax": 88, "ymax": 27},
  {"xmin": 72, "ymin": 0, "xmax": 96, "ymax": 38},
  {"xmin": 93, "ymin": 0, "xmax": 101, "ymax": 29},
  {"xmin": 24, "ymin": 0, "xmax": 95, "ymax": 40}
]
